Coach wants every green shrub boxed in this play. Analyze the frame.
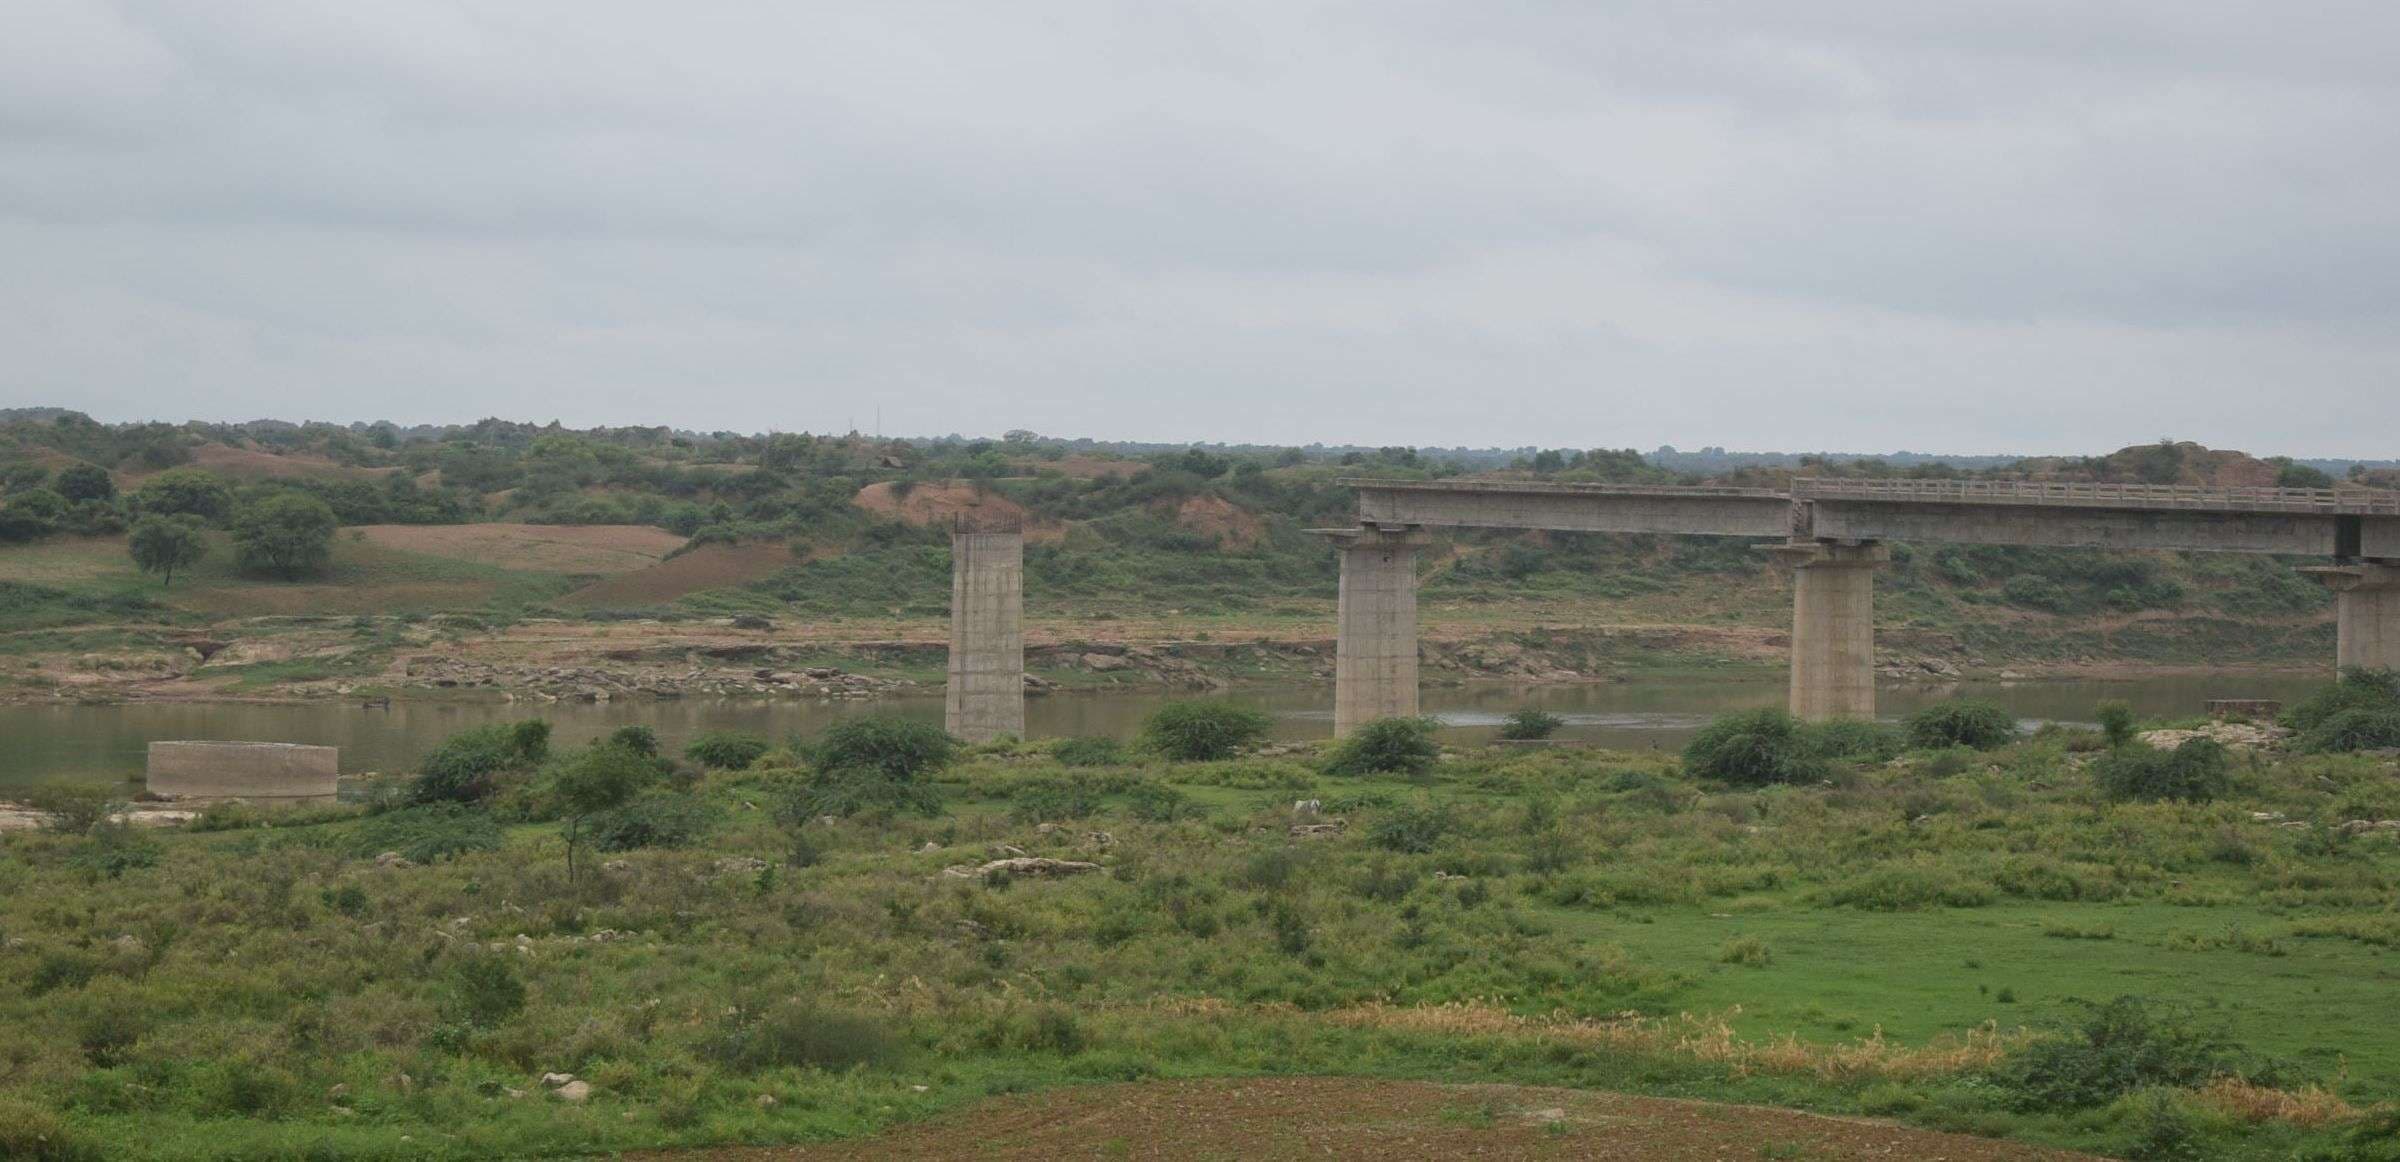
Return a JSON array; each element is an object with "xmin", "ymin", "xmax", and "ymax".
[
  {"xmin": 701, "ymin": 1002, "xmax": 898, "ymax": 1072},
  {"xmin": 1137, "ymin": 701, "xmax": 1272, "ymax": 761},
  {"xmin": 2002, "ymin": 574, "xmax": 2074, "ymax": 612},
  {"xmin": 2298, "ymin": 707, "xmax": 2400, "ymax": 755},
  {"xmin": 1368, "ymin": 800, "xmax": 1454, "ymax": 854},
  {"xmin": 346, "ymin": 803, "xmax": 503, "ymax": 863},
  {"xmin": 1682, "ymin": 709, "xmax": 1827, "ymax": 787},
  {"xmin": 1906, "ymin": 699, "xmax": 2018, "ymax": 750},
  {"xmin": 1322, "ymin": 716, "xmax": 1441, "ymax": 776},
  {"xmin": 810, "ymin": 715, "xmax": 957, "ymax": 780},
  {"xmin": 2093, "ymin": 739, "xmax": 2230, "ymax": 804},
  {"xmin": 1125, "ymin": 781, "xmax": 1200, "ymax": 823},
  {"xmin": 1009, "ymin": 777, "xmax": 1102, "ymax": 824},
  {"xmin": 20, "ymin": 782, "xmax": 116, "ymax": 835},
  {"xmin": 0, "ymin": 1097, "xmax": 100, "ymax": 1161},
  {"xmin": 1992, "ymin": 996, "xmax": 2239, "ymax": 1111},
  {"xmin": 684, "ymin": 730, "xmax": 771, "ymax": 770},
  {"xmin": 65, "ymin": 827, "xmax": 160, "ymax": 880},
  {"xmin": 447, "ymin": 954, "xmax": 527, "ymax": 1028},
  {"xmin": 1497, "ymin": 708, "xmax": 1564, "ymax": 741},
  {"xmin": 1052, "ymin": 736, "xmax": 1125, "ymax": 767},
  {"xmin": 607, "ymin": 724, "xmax": 660, "ymax": 756},
  {"xmin": 413, "ymin": 721, "xmax": 550, "ymax": 804},
  {"xmin": 1825, "ymin": 864, "xmax": 1995, "ymax": 910},
  {"xmin": 588, "ymin": 791, "xmax": 719, "ymax": 852},
  {"xmin": 1807, "ymin": 719, "xmax": 1906, "ymax": 762},
  {"xmin": 2284, "ymin": 667, "xmax": 2400, "ymax": 735},
  {"xmin": 2096, "ymin": 701, "xmax": 2139, "ymax": 749},
  {"xmin": 1717, "ymin": 935, "xmax": 1773, "ymax": 967},
  {"xmin": 782, "ymin": 766, "xmax": 943, "ymax": 819}
]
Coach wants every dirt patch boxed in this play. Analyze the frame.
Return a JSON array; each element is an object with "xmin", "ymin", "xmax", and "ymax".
[
  {"xmin": 1172, "ymin": 494, "xmax": 1266, "ymax": 550},
  {"xmin": 562, "ymin": 541, "xmax": 799, "ymax": 607},
  {"xmin": 664, "ymin": 1077, "xmax": 2095, "ymax": 1161},
  {"xmin": 853, "ymin": 481, "xmax": 1062, "ymax": 541},
  {"xmin": 353, "ymin": 524, "xmax": 685, "ymax": 574}
]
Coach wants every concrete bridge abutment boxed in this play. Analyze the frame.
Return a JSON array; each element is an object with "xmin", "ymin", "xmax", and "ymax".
[
  {"xmin": 1316, "ymin": 524, "xmax": 1432, "ymax": 736},
  {"xmin": 945, "ymin": 528, "xmax": 1025, "ymax": 743},
  {"xmin": 1765, "ymin": 542, "xmax": 1888, "ymax": 721},
  {"xmin": 2303, "ymin": 562, "xmax": 2400, "ymax": 673}
]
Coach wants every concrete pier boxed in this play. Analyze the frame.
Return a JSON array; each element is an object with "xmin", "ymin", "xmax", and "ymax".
[
  {"xmin": 2303, "ymin": 563, "xmax": 2400, "ymax": 672},
  {"xmin": 945, "ymin": 528, "xmax": 1025, "ymax": 742},
  {"xmin": 1767, "ymin": 542, "xmax": 1888, "ymax": 721},
  {"xmin": 1317, "ymin": 524, "xmax": 1432, "ymax": 735},
  {"xmin": 146, "ymin": 741, "xmax": 339, "ymax": 804}
]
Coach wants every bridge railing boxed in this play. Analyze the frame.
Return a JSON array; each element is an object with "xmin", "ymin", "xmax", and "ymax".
[{"xmin": 1794, "ymin": 477, "xmax": 2400, "ymax": 515}]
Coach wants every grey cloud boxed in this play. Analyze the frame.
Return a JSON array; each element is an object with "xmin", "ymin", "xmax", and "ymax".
[{"xmin": 0, "ymin": 1, "xmax": 2394, "ymax": 454}]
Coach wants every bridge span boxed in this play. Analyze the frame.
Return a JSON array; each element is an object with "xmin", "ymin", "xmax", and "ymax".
[{"xmin": 1317, "ymin": 478, "xmax": 2400, "ymax": 733}]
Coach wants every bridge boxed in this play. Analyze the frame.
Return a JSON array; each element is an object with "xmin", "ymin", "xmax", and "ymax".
[{"xmin": 1313, "ymin": 478, "xmax": 2400, "ymax": 733}]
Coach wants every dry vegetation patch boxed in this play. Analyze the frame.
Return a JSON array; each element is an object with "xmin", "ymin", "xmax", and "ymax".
[
  {"xmin": 562, "ymin": 541, "xmax": 801, "ymax": 607},
  {"xmin": 353, "ymin": 523, "xmax": 686, "ymax": 574},
  {"xmin": 689, "ymin": 1077, "xmax": 2098, "ymax": 1161}
]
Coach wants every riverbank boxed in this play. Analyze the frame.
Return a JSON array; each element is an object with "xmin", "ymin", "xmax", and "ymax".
[{"xmin": 0, "ymin": 610, "xmax": 2336, "ymax": 709}]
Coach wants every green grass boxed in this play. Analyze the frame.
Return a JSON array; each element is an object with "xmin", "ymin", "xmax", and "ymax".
[
  {"xmin": 4, "ymin": 727, "xmax": 2397, "ymax": 1159},
  {"xmin": 0, "ymin": 532, "xmax": 588, "ymax": 622},
  {"xmin": 1553, "ymin": 902, "xmax": 2400, "ymax": 1081}
]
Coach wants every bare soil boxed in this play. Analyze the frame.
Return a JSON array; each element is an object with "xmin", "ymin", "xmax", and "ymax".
[
  {"xmin": 353, "ymin": 523, "xmax": 685, "ymax": 573},
  {"xmin": 561, "ymin": 541, "xmax": 800, "ymax": 607},
  {"xmin": 852, "ymin": 481, "xmax": 1064, "ymax": 541},
  {"xmin": 661, "ymin": 1077, "xmax": 2098, "ymax": 1161},
  {"xmin": 1172, "ymin": 494, "xmax": 1265, "ymax": 550}
]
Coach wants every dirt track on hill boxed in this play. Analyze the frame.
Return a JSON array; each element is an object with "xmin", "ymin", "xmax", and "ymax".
[{"xmin": 656, "ymin": 1077, "xmax": 2101, "ymax": 1161}]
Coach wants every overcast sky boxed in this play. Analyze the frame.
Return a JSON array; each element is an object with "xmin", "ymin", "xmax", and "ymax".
[{"xmin": 3, "ymin": 2, "xmax": 2394, "ymax": 455}]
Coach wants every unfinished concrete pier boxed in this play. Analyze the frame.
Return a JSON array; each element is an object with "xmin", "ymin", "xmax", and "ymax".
[
  {"xmin": 1767, "ymin": 542, "xmax": 1889, "ymax": 721},
  {"xmin": 946, "ymin": 527, "xmax": 1025, "ymax": 742},
  {"xmin": 146, "ymin": 741, "xmax": 339, "ymax": 804},
  {"xmin": 2304, "ymin": 563, "xmax": 2400, "ymax": 671},
  {"xmin": 1315, "ymin": 524, "xmax": 1432, "ymax": 735}
]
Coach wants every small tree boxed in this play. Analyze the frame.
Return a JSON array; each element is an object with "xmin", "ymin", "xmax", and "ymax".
[
  {"xmin": 129, "ymin": 468, "xmax": 233, "ymax": 522},
  {"xmin": 127, "ymin": 515, "xmax": 208, "ymax": 586},
  {"xmin": 551, "ymin": 743, "xmax": 661, "ymax": 882},
  {"xmin": 233, "ymin": 493, "xmax": 339, "ymax": 579},
  {"xmin": 54, "ymin": 464, "xmax": 116, "ymax": 504},
  {"xmin": 2095, "ymin": 701, "xmax": 2138, "ymax": 749},
  {"xmin": 1138, "ymin": 701, "xmax": 1272, "ymax": 761}
]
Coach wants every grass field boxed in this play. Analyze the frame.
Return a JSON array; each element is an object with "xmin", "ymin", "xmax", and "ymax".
[
  {"xmin": 0, "ymin": 528, "xmax": 685, "ymax": 622},
  {"xmin": 3, "ymin": 711, "xmax": 2397, "ymax": 1160}
]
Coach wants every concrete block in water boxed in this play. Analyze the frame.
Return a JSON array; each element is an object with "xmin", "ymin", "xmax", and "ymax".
[{"xmin": 146, "ymin": 741, "xmax": 339, "ymax": 804}]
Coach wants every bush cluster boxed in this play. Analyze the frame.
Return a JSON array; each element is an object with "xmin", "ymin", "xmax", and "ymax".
[
  {"xmin": 1322, "ymin": 716, "xmax": 1441, "ymax": 776},
  {"xmin": 2092, "ymin": 738, "xmax": 2231, "ymax": 804},
  {"xmin": 1138, "ymin": 702, "xmax": 1271, "ymax": 761}
]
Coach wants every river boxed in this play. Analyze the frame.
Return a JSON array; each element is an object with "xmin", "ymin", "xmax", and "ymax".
[{"xmin": 0, "ymin": 673, "xmax": 2329, "ymax": 793}]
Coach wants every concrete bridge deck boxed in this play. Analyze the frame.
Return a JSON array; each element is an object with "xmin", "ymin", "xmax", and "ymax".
[{"xmin": 1316, "ymin": 475, "xmax": 2400, "ymax": 731}]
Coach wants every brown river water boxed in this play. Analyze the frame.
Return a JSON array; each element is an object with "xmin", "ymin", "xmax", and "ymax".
[{"xmin": 0, "ymin": 674, "xmax": 2329, "ymax": 793}]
